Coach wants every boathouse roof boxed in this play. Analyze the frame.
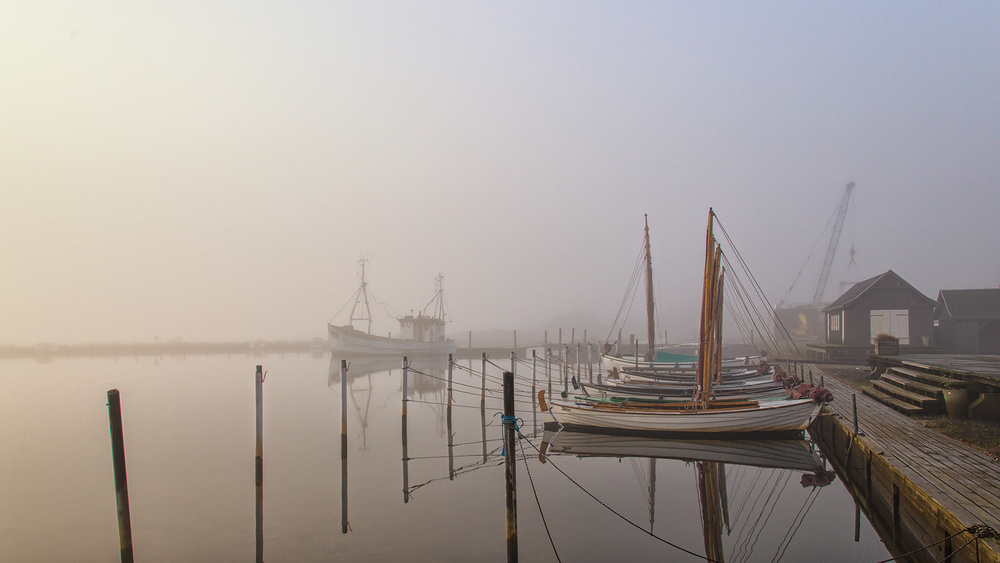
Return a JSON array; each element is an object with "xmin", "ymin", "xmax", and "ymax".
[
  {"xmin": 822, "ymin": 269, "xmax": 936, "ymax": 313},
  {"xmin": 936, "ymin": 288, "xmax": 1000, "ymax": 320}
]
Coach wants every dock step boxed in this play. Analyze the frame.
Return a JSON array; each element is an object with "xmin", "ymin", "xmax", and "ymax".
[
  {"xmin": 863, "ymin": 386, "xmax": 925, "ymax": 415},
  {"xmin": 871, "ymin": 380, "xmax": 942, "ymax": 410},
  {"xmin": 889, "ymin": 365, "xmax": 967, "ymax": 389},
  {"xmin": 881, "ymin": 371, "xmax": 944, "ymax": 398}
]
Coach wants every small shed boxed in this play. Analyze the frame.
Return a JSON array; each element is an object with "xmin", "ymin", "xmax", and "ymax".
[
  {"xmin": 934, "ymin": 288, "xmax": 1000, "ymax": 354},
  {"xmin": 822, "ymin": 270, "xmax": 936, "ymax": 347}
]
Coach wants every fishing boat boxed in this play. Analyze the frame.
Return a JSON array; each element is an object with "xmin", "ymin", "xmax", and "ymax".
[
  {"xmin": 327, "ymin": 259, "xmax": 457, "ymax": 356},
  {"xmin": 543, "ymin": 209, "xmax": 828, "ymax": 434}
]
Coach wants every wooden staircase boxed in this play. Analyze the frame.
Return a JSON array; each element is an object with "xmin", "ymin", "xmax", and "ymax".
[{"xmin": 864, "ymin": 365, "xmax": 967, "ymax": 415}]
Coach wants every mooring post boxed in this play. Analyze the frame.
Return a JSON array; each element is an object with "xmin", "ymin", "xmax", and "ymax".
[
  {"xmin": 503, "ymin": 371, "xmax": 518, "ymax": 562},
  {"xmin": 531, "ymin": 349, "xmax": 538, "ymax": 432},
  {"xmin": 576, "ymin": 343, "xmax": 581, "ymax": 386},
  {"xmin": 448, "ymin": 354, "xmax": 454, "ymax": 408},
  {"xmin": 448, "ymin": 354, "xmax": 455, "ymax": 480},
  {"xmin": 341, "ymin": 360, "xmax": 348, "ymax": 534},
  {"xmin": 107, "ymin": 389, "xmax": 134, "ymax": 563},
  {"xmin": 481, "ymin": 352, "xmax": 487, "ymax": 409},
  {"xmin": 563, "ymin": 345, "xmax": 568, "ymax": 394},
  {"xmin": 810, "ymin": 369, "xmax": 813, "ymax": 385},
  {"xmin": 402, "ymin": 356, "xmax": 409, "ymax": 503},
  {"xmin": 255, "ymin": 365, "xmax": 263, "ymax": 563},
  {"xmin": 853, "ymin": 394, "xmax": 859, "ymax": 435},
  {"xmin": 821, "ymin": 374, "xmax": 825, "ymax": 388},
  {"xmin": 546, "ymin": 348, "xmax": 552, "ymax": 396},
  {"xmin": 587, "ymin": 343, "xmax": 593, "ymax": 383}
]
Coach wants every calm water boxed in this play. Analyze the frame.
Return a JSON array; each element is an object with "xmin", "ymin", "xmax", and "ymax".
[{"xmin": 1, "ymin": 353, "xmax": 892, "ymax": 562}]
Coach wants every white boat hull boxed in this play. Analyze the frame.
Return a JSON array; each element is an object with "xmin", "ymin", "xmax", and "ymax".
[
  {"xmin": 546, "ymin": 396, "xmax": 823, "ymax": 434},
  {"xmin": 544, "ymin": 430, "xmax": 824, "ymax": 472},
  {"xmin": 601, "ymin": 353, "xmax": 762, "ymax": 373},
  {"xmin": 328, "ymin": 324, "xmax": 456, "ymax": 356}
]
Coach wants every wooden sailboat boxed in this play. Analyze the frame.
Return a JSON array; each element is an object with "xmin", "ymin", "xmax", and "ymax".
[
  {"xmin": 542, "ymin": 209, "xmax": 826, "ymax": 434},
  {"xmin": 600, "ymin": 215, "xmax": 764, "ymax": 373}
]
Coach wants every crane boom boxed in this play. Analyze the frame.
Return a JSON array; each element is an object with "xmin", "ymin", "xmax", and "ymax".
[{"xmin": 812, "ymin": 182, "xmax": 855, "ymax": 307}]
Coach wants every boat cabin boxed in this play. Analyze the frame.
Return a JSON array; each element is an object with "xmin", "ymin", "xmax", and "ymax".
[{"xmin": 398, "ymin": 312, "xmax": 447, "ymax": 343}]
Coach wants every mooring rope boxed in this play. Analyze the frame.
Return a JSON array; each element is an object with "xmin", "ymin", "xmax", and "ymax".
[
  {"xmin": 521, "ymin": 435, "xmax": 720, "ymax": 562},
  {"xmin": 516, "ymin": 432, "xmax": 562, "ymax": 563},
  {"xmin": 871, "ymin": 524, "xmax": 998, "ymax": 563}
]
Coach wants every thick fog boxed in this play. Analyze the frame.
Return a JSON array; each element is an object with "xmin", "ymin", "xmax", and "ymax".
[{"xmin": 2, "ymin": 3, "xmax": 998, "ymax": 346}]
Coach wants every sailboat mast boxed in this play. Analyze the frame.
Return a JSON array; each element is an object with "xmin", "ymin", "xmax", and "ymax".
[
  {"xmin": 696, "ymin": 209, "xmax": 719, "ymax": 403},
  {"xmin": 644, "ymin": 214, "xmax": 656, "ymax": 362}
]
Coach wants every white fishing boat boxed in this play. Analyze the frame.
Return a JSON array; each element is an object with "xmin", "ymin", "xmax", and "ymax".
[
  {"xmin": 543, "ymin": 209, "xmax": 828, "ymax": 434},
  {"xmin": 327, "ymin": 259, "xmax": 457, "ymax": 356}
]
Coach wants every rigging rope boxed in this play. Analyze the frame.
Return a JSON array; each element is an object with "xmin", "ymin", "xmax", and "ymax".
[{"xmin": 525, "ymin": 435, "xmax": 721, "ymax": 562}]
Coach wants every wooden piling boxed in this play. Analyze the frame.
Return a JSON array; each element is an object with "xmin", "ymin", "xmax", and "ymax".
[
  {"xmin": 402, "ymin": 356, "xmax": 409, "ymax": 503},
  {"xmin": 546, "ymin": 348, "xmax": 552, "ymax": 396},
  {"xmin": 254, "ymin": 365, "xmax": 263, "ymax": 563},
  {"xmin": 107, "ymin": 389, "xmax": 134, "ymax": 563},
  {"xmin": 341, "ymin": 360, "xmax": 348, "ymax": 534},
  {"xmin": 503, "ymin": 371, "xmax": 518, "ymax": 562},
  {"xmin": 531, "ymin": 350, "xmax": 537, "ymax": 432},
  {"xmin": 448, "ymin": 354, "xmax": 454, "ymax": 480},
  {"xmin": 481, "ymin": 352, "xmax": 487, "ymax": 409}
]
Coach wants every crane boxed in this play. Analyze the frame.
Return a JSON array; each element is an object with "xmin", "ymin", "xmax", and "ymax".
[{"xmin": 811, "ymin": 182, "xmax": 855, "ymax": 307}]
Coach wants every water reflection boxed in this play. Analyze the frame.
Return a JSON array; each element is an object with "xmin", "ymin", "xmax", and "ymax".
[
  {"xmin": 0, "ymin": 354, "xmax": 893, "ymax": 561},
  {"xmin": 541, "ymin": 429, "xmax": 836, "ymax": 562}
]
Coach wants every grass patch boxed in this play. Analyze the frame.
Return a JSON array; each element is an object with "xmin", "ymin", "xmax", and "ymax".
[{"xmin": 916, "ymin": 416, "xmax": 1000, "ymax": 462}]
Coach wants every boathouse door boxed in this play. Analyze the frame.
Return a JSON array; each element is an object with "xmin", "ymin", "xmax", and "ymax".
[{"xmin": 870, "ymin": 309, "xmax": 909, "ymax": 344}]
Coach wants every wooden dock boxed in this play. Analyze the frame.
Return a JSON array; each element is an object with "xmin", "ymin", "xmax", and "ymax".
[{"xmin": 809, "ymin": 363, "xmax": 1000, "ymax": 563}]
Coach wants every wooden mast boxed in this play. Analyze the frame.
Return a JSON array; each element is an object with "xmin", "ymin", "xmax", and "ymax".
[
  {"xmin": 696, "ymin": 209, "xmax": 722, "ymax": 406},
  {"xmin": 643, "ymin": 214, "xmax": 656, "ymax": 362}
]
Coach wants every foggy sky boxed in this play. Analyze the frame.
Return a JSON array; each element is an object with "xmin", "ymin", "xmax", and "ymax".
[{"xmin": 2, "ymin": 2, "xmax": 998, "ymax": 346}]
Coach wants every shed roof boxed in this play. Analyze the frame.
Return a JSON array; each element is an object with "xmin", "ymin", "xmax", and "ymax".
[
  {"xmin": 822, "ymin": 269, "xmax": 935, "ymax": 313},
  {"xmin": 937, "ymin": 288, "xmax": 1000, "ymax": 320}
]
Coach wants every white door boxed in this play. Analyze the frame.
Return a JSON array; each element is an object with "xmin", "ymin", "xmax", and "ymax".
[{"xmin": 870, "ymin": 309, "xmax": 909, "ymax": 344}]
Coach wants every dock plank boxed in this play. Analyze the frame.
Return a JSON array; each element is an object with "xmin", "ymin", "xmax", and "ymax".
[{"xmin": 810, "ymin": 364, "xmax": 1000, "ymax": 533}]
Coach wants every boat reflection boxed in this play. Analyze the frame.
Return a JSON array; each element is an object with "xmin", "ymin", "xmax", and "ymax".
[{"xmin": 540, "ymin": 429, "xmax": 836, "ymax": 562}]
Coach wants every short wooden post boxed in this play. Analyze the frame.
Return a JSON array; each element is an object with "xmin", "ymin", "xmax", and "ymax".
[
  {"xmin": 503, "ymin": 371, "xmax": 518, "ymax": 562},
  {"xmin": 255, "ymin": 366, "xmax": 263, "ymax": 562},
  {"xmin": 546, "ymin": 348, "xmax": 552, "ymax": 396},
  {"xmin": 448, "ymin": 354, "xmax": 454, "ymax": 408},
  {"xmin": 341, "ymin": 360, "xmax": 348, "ymax": 533},
  {"xmin": 852, "ymin": 394, "xmax": 859, "ymax": 435},
  {"xmin": 587, "ymin": 343, "xmax": 593, "ymax": 382},
  {"xmin": 402, "ymin": 357, "xmax": 409, "ymax": 503},
  {"xmin": 562, "ymin": 345, "xmax": 568, "ymax": 394},
  {"xmin": 448, "ymin": 354, "xmax": 454, "ymax": 480},
  {"xmin": 107, "ymin": 389, "xmax": 134, "ymax": 563},
  {"xmin": 576, "ymin": 343, "xmax": 581, "ymax": 386},
  {"xmin": 481, "ymin": 353, "xmax": 487, "ymax": 409}
]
